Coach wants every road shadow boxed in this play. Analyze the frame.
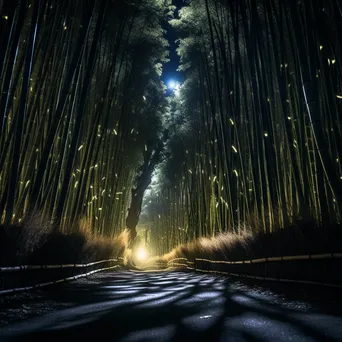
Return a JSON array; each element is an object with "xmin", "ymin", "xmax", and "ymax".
[{"xmin": 1, "ymin": 271, "xmax": 342, "ymax": 341}]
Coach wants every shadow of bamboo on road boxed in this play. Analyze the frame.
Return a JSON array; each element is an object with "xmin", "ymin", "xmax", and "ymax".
[{"xmin": 1, "ymin": 271, "xmax": 342, "ymax": 342}]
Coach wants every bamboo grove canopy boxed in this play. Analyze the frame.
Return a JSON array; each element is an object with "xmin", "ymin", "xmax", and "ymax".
[
  {"xmin": 0, "ymin": 0, "xmax": 170, "ymax": 234},
  {"xmin": 143, "ymin": 0, "xmax": 342, "ymax": 255}
]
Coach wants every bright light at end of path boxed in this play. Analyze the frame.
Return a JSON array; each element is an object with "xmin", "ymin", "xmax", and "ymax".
[{"xmin": 136, "ymin": 247, "xmax": 148, "ymax": 261}]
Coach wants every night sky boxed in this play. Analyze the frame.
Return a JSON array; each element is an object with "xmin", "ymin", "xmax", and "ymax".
[{"xmin": 162, "ymin": 0, "xmax": 185, "ymax": 91}]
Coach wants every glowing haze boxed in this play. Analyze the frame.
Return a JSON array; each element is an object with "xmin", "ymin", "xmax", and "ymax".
[{"xmin": 167, "ymin": 79, "xmax": 180, "ymax": 90}]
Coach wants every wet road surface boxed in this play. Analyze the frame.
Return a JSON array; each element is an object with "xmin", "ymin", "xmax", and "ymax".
[{"xmin": 1, "ymin": 271, "xmax": 342, "ymax": 341}]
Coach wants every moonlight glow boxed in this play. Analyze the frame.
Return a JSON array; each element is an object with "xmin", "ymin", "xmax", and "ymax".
[
  {"xmin": 167, "ymin": 80, "xmax": 181, "ymax": 97},
  {"xmin": 168, "ymin": 80, "xmax": 177, "ymax": 89}
]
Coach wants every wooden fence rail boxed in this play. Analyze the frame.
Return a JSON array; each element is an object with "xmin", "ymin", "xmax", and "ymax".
[
  {"xmin": 0, "ymin": 258, "xmax": 122, "ymax": 295},
  {"xmin": 194, "ymin": 252, "xmax": 342, "ymax": 288},
  {"xmin": 0, "ymin": 259, "xmax": 119, "ymax": 273},
  {"xmin": 195, "ymin": 252, "xmax": 342, "ymax": 265},
  {"xmin": 2, "ymin": 252, "xmax": 341, "ymax": 295},
  {"xmin": 0, "ymin": 264, "xmax": 121, "ymax": 296}
]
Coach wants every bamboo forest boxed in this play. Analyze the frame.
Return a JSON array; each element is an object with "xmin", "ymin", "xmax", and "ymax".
[{"xmin": 0, "ymin": 0, "xmax": 341, "ymax": 260}]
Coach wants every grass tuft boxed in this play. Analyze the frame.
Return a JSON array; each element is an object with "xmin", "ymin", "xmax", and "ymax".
[
  {"xmin": 0, "ymin": 214, "xmax": 128, "ymax": 266},
  {"xmin": 162, "ymin": 220, "xmax": 342, "ymax": 263}
]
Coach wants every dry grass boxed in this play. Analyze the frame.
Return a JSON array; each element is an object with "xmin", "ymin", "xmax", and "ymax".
[
  {"xmin": 78, "ymin": 218, "xmax": 129, "ymax": 262},
  {"xmin": 162, "ymin": 231, "xmax": 252, "ymax": 263},
  {"xmin": 0, "ymin": 214, "xmax": 128, "ymax": 266},
  {"xmin": 162, "ymin": 220, "xmax": 342, "ymax": 263}
]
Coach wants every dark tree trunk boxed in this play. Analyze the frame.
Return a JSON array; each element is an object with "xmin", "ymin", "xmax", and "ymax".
[
  {"xmin": 126, "ymin": 188, "xmax": 144, "ymax": 243},
  {"xmin": 126, "ymin": 140, "xmax": 163, "ymax": 245}
]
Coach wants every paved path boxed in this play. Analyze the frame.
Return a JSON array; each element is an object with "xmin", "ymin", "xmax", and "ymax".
[{"xmin": 1, "ymin": 271, "xmax": 342, "ymax": 341}]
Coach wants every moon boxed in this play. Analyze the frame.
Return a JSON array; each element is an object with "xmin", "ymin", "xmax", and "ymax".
[{"xmin": 168, "ymin": 80, "xmax": 177, "ymax": 89}]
